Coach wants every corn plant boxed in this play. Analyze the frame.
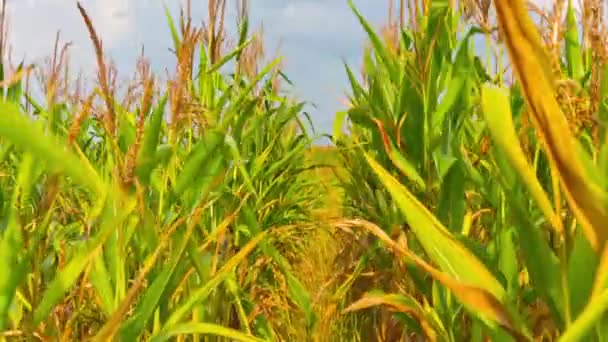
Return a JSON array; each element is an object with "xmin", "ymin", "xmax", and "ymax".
[
  {"xmin": 0, "ymin": 1, "xmax": 322, "ymax": 341},
  {"xmin": 334, "ymin": 0, "xmax": 608, "ymax": 340}
]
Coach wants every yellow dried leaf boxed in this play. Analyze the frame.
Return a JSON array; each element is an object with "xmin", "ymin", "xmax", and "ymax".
[
  {"xmin": 342, "ymin": 219, "xmax": 528, "ymax": 339},
  {"xmin": 494, "ymin": 0, "xmax": 608, "ymax": 252},
  {"xmin": 344, "ymin": 293, "xmax": 438, "ymax": 341}
]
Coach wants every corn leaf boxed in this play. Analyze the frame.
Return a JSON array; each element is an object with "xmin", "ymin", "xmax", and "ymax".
[
  {"xmin": 559, "ymin": 286, "xmax": 608, "ymax": 342},
  {"xmin": 494, "ymin": 0, "xmax": 608, "ymax": 252},
  {"xmin": 564, "ymin": 0, "xmax": 584, "ymax": 81},
  {"xmin": 362, "ymin": 153, "xmax": 530, "ymax": 336},
  {"xmin": 0, "ymin": 154, "xmax": 33, "ymax": 329},
  {"xmin": 481, "ymin": 84, "xmax": 562, "ymax": 235},
  {"xmin": 352, "ymin": 217, "xmax": 528, "ymax": 339},
  {"xmin": 0, "ymin": 100, "xmax": 104, "ymax": 196},
  {"xmin": 34, "ymin": 195, "xmax": 136, "ymax": 325},
  {"xmin": 160, "ymin": 231, "xmax": 267, "ymax": 329},
  {"xmin": 149, "ymin": 322, "xmax": 267, "ymax": 342},
  {"xmin": 568, "ymin": 229, "xmax": 598, "ymax": 319},
  {"xmin": 344, "ymin": 291, "xmax": 439, "ymax": 341}
]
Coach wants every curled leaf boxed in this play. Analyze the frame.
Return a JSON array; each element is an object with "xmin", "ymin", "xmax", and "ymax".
[
  {"xmin": 338, "ymin": 218, "xmax": 529, "ymax": 340},
  {"xmin": 344, "ymin": 292, "xmax": 438, "ymax": 341},
  {"xmin": 363, "ymin": 153, "xmax": 505, "ymax": 300},
  {"xmin": 373, "ymin": 118, "xmax": 426, "ymax": 190},
  {"xmin": 494, "ymin": 0, "xmax": 608, "ymax": 252},
  {"xmin": 480, "ymin": 84, "xmax": 562, "ymax": 235}
]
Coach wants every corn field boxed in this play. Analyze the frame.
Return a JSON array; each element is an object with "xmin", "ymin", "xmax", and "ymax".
[{"xmin": 1, "ymin": 0, "xmax": 608, "ymax": 341}]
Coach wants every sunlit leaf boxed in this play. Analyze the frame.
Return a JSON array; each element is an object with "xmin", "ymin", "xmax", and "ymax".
[
  {"xmin": 480, "ymin": 84, "xmax": 562, "ymax": 235},
  {"xmin": 494, "ymin": 0, "xmax": 608, "ymax": 252}
]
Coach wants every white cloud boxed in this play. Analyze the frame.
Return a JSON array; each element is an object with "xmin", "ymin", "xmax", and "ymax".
[
  {"xmin": 5, "ymin": 0, "xmax": 136, "ymax": 72},
  {"xmin": 88, "ymin": 0, "xmax": 135, "ymax": 47}
]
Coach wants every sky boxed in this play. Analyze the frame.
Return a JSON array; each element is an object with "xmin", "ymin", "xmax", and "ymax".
[{"xmin": 2, "ymin": 0, "xmax": 594, "ymax": 135}]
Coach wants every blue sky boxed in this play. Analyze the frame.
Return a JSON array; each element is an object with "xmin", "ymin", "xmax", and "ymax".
[{"xmin": 5, "ymin": 0, "xmax": 578, "ymax": 134}]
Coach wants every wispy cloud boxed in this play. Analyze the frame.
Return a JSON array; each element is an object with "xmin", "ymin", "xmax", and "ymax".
[{"xmin": 6, "ymin": 0, "xmax": 136, "ymax": 72}]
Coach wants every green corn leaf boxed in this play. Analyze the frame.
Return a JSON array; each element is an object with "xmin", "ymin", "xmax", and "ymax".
[
  {"xmin": 236, "ymin": 15, "xmax": 249, "ymax": 60},
  {"xmin": 480, "ymin": 84, "xmax": 561, "ymax": 235},
  {"xmin": 347, "ymin": 0, "xmax": 395, "ymax": 77},
  {"xmin": 0, "ymin": 100, "xmax": 104, "ymax": 196},
  {"xmin": 333, "ymin": 110, "xmax": 348, "ymax": 142},
  {"xmin": 431, "ymin": 28, "xmax": 474, "ymax": 138},
  {"xmin": 89, "ymin": 254, "xmax": 115, "ymax": 317},
  {"xmin": 121, "ymin": 215, "xmax": 225, "ymax": 340},
  {"xmin": 362, "ymin": 152, "xmax": 520, "ymax": 331},
  {"xmin": 6, "ymin": 62, "xmax": 25, "ymax": 104},
  {"xmin": 503, "ymin": 189, "xmax": 564, "ymax": 322},
  {"xmin": 498, "ymin": 227, "xmax": 519, "ymax": 295},
  {"xmin": 102, "ymin": 217, "xmax": 195, "ymax": 341},
  {"xmin": 205, "ymin": 37, "xmax": 253, "ymax": 75},
  {"xmin": 343, "ymin": 62, "xmax": 365, "ymax": 101},
  {"xmin": 0, "ymin": 154, "xmax": 33, "ymax": 330},
  {"xmin": 568, "ymin": 228, "xmax": 599, "ymax": 319},
  {"xmin": 353, "ymin": 215, "xmax": 528, "ymax": 339},
  {"xmin": 285, "ymin": 272, "xmax": 316, "ymax": 330},
  {"xmin": 162, "ymin": 2, "xmax": 180, "ymax": 53},
  {"xmin": 216, "ymin": 58, "xmax": 282, "ymax": 131},
  {"xmin": 560, "ymin": 286, "xmax": 608, "ymax": 342},
  {"xmin": 225, "ymin": 134, "xmax": 257, "ymax": 196},
  {"xmin": 432, "ymin": 73, "xmax": 466, "ymax": 139},
  {"xmin": 225, "ymin": 271, "xmax": 251, "ymax": 335},
  {"xmin": 149, "ymin": 323, "xmax": 267, "ymax": 342},
  {"xmin": 347, "ymin": 106, "xmax": 375, "ymax": 131},
  {"xmin": 34, "ymin": 195, "xmax": 136, "ymax": 325},
  {"xmin": 161, "ymin": 231, "xmax": 267, "ymax": 328},
  {"xmin": 564, "ymin": 0, "xmax": 584, "ymax": 81},
  {"xmin": 173, "ymin": 129, "xmax": 224, "ymax": 197},
  {"xmin": 598, "ymin": 63, "xmax": 608, "ymax": 139},
  {"xmin": 136, "ymin": 94, "xmax": 168, "ymax": 185},
  {"xmin": 373, "ymin": 119, "xmax": 426, "ymax": 190},
  {"xmin": 436, "ymin": 160, "xmax": 466, "ymax": 232}
]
